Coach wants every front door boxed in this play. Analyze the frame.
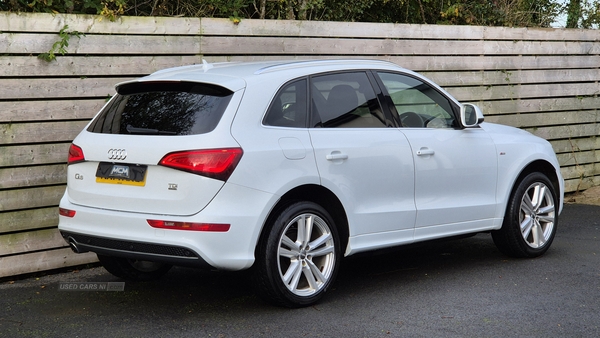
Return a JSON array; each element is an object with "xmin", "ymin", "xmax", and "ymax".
[{"xmin": 376, "ymin": 71, "xmax": 498, "ymax": 240}]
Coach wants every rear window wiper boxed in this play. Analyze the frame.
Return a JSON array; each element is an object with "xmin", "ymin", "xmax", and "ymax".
[{"xmin": 126, "ymin": 125, "xmax": 177, "ymax": 135}]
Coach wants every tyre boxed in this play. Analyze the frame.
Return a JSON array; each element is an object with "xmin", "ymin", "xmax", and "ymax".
[
  {"xmin": 253, "ymin": 201, "xmax": 341, "ymax": 308},
  {"xmin": 97, "ymin": 255, "xmax": 172, "ymax": 281},
  {"xmin": 492, "ymin": 172, "xmax": 558, "ymax": 258}
]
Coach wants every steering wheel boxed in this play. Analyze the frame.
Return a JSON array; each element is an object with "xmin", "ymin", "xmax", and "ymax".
[{"xmin": 399, "ymin": 112, "xmax": 423, "ymax": 128}]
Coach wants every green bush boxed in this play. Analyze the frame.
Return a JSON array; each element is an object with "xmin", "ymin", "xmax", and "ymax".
[{"xmin": 0, "ymin": 0, "xmax": 569, "ymax": 28}]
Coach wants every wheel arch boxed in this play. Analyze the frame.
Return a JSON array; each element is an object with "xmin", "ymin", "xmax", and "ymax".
[
  {"xmin": 256, "ymin": 184, "xmax": 349, "ymax": 256},
  {"xmin": 514, "ymin": 160, "xmax": 561, "ymax": 200},
  {"xmin": 503, "ymin": 159, "xmax": 562, "ymax": 216}
]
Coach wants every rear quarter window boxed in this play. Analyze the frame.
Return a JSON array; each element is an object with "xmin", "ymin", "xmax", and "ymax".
[{"xmin": 88, "ymin": 82, "xmax": 233, "ymax": 135}]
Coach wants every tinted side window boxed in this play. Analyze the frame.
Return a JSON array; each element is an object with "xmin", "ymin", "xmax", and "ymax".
[
  {"xmin": 88, "ymin": 82, "xmax": 232, "ymax": 135},
  {"xmin": 377, "ymin": 72, "xmax": 456, "ymax": 128},
  {"xmin": 311, "ymin": 72, "xmax": 386, "ymax": 128},
  {"xmin": 263, "ymin": 79, "xmax": 307, "ymax": 128}
]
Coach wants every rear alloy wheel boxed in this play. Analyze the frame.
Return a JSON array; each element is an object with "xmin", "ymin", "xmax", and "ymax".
[
  {"xmin": 253, "ymin": 201, "xmax": 340, "ymax": 307},
  {"xmin": 493, "ymin": 172, "xmax": 558, "ymax": 258},
  {"xmin": 97, "ymin": 255, "xmax": 172, "ymax": 281}
]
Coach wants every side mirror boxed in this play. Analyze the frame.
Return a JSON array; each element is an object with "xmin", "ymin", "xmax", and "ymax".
[{"xmin": 460, "ymin": 103, "xmax": 484, "ymax": 128}]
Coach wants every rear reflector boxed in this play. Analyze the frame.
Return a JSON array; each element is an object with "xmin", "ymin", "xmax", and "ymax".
[
  {"xmin": 158, "ymin": 148, "xmax": 243, "ymax": 181},
  {"xmin": 147, "ymin": 220, "xmax": 230, "ymax": 232},
  {"xmin": 67, "ymin": 144, "xmax": 85, "ymax": 164},
  {"xmin": 59, "ymin": 208, "xmax": 76, "ymax": 218}
]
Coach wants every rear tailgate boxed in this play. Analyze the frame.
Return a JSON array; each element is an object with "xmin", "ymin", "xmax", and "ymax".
[
  {"xmin": 66, "ymin": 81, "xmax": 243, "ymax": 216},
  {"xmin": 67, "ymin": 134, "xmax": 234, "ymax": 216}
]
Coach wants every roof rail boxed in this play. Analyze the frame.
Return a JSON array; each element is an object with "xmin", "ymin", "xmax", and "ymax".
[{"xmin": 254, "ymin": 59, "xmax": 397, "ymax": 75}]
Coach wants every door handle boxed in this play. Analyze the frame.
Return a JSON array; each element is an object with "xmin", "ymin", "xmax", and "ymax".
[
  {"xmin": 416, "ymin": 148, "xmax": 435, "ymax": 156},
  {"xmin": 326, "ymin": 152, "xmax": 348, "ymax": 161}
]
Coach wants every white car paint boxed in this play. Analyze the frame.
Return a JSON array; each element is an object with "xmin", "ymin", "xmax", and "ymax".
[{"xmin": 58, "ymin": 59, "xmax": 564, "ymax": 272}]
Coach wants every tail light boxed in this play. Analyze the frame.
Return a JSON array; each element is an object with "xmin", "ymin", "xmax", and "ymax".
[
  {"xmin": 158, "ymin": 148, "xmax": 243, "ymax": 181},
  {"xmin": 147, "ymin": 220, "xmax": 230, "ymax": 232},
  {"xmin": 59, "ymin": 208, "xmax": 76, "ymax": 218},
  {"xmin": 67, "ymin": 144, "xmax": 85, "ymax": 164}
]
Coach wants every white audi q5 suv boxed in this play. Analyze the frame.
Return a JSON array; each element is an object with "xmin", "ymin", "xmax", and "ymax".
[{"xmin": 59, "ymin": 59, "xmax": 564, "ymax": 307}]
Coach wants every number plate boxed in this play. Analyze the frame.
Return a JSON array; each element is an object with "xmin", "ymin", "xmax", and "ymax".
[{"xmin": 95, "ymin": 162, "xmax": 147, "ymax": 186}]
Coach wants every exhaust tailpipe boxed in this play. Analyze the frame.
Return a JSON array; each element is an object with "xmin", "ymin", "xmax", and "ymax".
[{"xmin": 67, "ymin": 237, "xmax": 81, "ymax": 253}]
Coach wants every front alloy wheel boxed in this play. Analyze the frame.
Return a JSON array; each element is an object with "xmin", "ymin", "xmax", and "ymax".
[
  {"xmin": 493, "ymin": 172, "xmax": 558, "ymax": 258},
  {"xmin": 519, "ymin": 181, "xmax": 556, "ymax": 249},
  {"xmin": 253, "ymin": 201, "xmax": 340, "ymax": 307}
]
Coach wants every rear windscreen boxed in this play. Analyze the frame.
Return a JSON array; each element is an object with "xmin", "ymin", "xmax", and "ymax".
[{"xmin": 87, "ymin": 82, "xmax": 233, "ymax": 135}]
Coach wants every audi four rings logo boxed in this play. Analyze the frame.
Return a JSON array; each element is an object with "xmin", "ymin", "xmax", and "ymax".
[{"xmin": 108, "ymin": 149, "xmax": 127, "ymax": 160}]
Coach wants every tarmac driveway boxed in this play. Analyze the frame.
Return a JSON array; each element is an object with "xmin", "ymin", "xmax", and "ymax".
[{"xmin": 1, "ymin": 203, "xmax": 599, "ymax": 337}]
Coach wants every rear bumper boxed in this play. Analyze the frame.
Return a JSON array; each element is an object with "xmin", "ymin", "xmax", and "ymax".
[
  {"xmin": 60, "ymin": 231, "xmax": 211, "ymax": 268},
  {"xmin": 58, "ymin": 182, "xmax": 278, "ymax": 271}
]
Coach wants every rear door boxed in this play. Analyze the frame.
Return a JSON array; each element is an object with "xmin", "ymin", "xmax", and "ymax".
[
  {"xmin": 375, "ymin": 72, "xmax": 498, "ymax": 239},
  {"xmin": 307, "ymin": 71, "xmax": 416, "ymax": 251}
]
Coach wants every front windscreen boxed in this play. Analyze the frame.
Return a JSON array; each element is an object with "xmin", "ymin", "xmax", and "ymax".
[{"xmin": 87, "ymin": 82, "xmax": 233, "ymax": 136}]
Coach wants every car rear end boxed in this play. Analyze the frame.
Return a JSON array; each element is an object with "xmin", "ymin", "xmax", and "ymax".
[{"xmin": 58, "ymin": 75, "xmax": 272, "ymax": 271}]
